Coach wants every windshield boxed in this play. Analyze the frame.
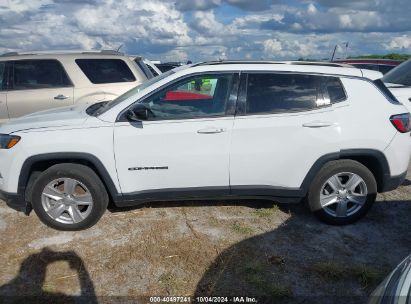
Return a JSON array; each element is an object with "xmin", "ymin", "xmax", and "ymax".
[
  {"xmin": 94, "ymin": 70, "xmax": 175, "ymax": 116},
  {"xmin": 382, "ymin": 59, "xmax": 411, "ymax": 86}
]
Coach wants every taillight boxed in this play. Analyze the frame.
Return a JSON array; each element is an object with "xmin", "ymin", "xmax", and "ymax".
[{"xmin": 390, "ymin": 113, "xmax": 411, "ymax": 133}]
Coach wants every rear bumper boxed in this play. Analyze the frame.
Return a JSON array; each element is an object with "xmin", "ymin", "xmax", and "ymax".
[
  {"xmin": 0, "ymin": 190, "xmax": 26, "ymax": 212},
  {"xmin": 381, "ymin": 170, "xmax": 407, "ymax": 192}
]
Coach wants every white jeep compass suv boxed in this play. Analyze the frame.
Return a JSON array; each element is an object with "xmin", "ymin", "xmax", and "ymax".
[{"xmin": 0, "ymin": 61, "xmax": 410, "ymax": 230}]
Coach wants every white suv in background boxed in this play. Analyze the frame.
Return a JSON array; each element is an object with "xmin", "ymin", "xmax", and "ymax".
[
  {"xmin": 0, "ymin": 61, "xmax": 410, "ymax": 230},
  {"xmin": 0, "ymin": 50, "xmax": 149, "ymax": 122}
]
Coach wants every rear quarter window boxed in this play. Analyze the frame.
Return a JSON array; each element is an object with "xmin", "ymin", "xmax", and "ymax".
[
  {"xmin": 76, "ymin": 59, "xmax": 136, "ymax": 84},
  {"xmin": 324, "ymin": 77, "xmax": 347, "ymax": 103}
]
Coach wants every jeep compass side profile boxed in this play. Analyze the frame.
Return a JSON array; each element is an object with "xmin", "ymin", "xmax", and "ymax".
[{"xmin": 0, "ymin": 61, "xmax": 410, "ymax": 230}]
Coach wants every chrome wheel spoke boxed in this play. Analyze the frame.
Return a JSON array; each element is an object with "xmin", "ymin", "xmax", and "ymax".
[
  {"xmin": 347, "ymin": 193, "xmax": 366, "ymax": 206},
  {"xmin": 47, "ymin": 203, "xmax": 67, "ymax": 219},
  {"xmin": 320, "ymin": 194, "xmax": 339, "ymax": 207},
  {"xmin": 63, "ymin": 178, "xmax": 77, "ymax": 195},
  {"xmin": 345, "ymin": 174, "xmax": 362, "ymax": 191},
  {"xmin": 327, "ymin": 175, "xmax": 342, "ymax": 192},
  {"xmin": 74, "ymin": 193, "xmax": 93, "ymax": 205},
  {"xmin": 336, "ymin": 201, "xmax": 348, "ymax": 217},
  {"xmin": 68, "ymin": 206, "xmax": 84, "ymax": 223},
  {"xmin": 42, "ymin": 186, "xmax": 64, "ymax": 201}
]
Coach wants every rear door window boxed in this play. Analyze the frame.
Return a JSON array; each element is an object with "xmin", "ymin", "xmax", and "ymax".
[
  {"xmin": 245, "ymin": 73, "xmax": 326, "ymax": 114},
  {"xmin": 76, "ymin": 59, "xmax": 136, "ymax": 84},
  {"xmin": 11, "ymin": 60, "xmax": 72, "ymax": 90}
]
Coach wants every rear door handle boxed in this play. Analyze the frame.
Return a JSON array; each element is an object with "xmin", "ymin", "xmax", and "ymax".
[
  {"xmin": 54, "ymin": 94, "xmax": 69, "ymax": 100},
  {"xmin": 197, "ymin": 127, "xmax": 226, "ymax": 134},
  {"xmin": 302, "ymin": 121, "xmax": 334, "ymax": 128},
  {"xmin": 408, "ymin": 97, "xmax": 411, "ymax": 102}
]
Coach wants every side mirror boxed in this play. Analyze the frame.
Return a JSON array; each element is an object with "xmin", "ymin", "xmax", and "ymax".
[{"xmin": 126, "ymin": 104, "xmax": 151, "ymax": 121}]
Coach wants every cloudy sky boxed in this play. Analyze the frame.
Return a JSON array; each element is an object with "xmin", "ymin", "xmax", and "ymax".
[{"xmin": 1, "ymin": 0, "xmax": 410, "ymax": 62}]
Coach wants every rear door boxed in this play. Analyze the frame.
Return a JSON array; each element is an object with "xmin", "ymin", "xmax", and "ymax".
[
  {"xmin": 229, "ymin": 73, "xmax": 345, "ymax": 195},
  {"xmin": 0, "ymin": 62, "xmax": 9, "ymax": 122},
  {"xmin": 7, "ymin": 59, "xmax": 74, "ymax": 118}
]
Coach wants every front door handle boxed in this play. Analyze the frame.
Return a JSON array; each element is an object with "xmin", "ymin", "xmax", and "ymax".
[
  {"xmin": 302, "ymin": 121, "xmax": 334, "ymax": 128},
  {"xmin": 197, "ymin": 127, "xmax": 226, "ymax": 134},
  {"xmin": 54, "ymin": 94, "xmax": 69, "ymax": 100}
]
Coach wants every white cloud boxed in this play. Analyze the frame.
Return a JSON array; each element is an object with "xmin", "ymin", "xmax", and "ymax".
[{"xmin": 384, "ymin": 35, "xmax": 411, "ymax": 50}]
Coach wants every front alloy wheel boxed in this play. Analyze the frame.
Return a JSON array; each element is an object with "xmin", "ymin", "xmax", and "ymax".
[
  {"xmin": 31, "ymin": 164, "xmax": 109, "ymax": 230},
  {"xmin": 42, "ymin": 178, "xmax": 94, "ymax": 224}
]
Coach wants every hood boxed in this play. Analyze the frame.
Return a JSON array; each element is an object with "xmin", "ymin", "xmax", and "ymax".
[{"xmin": 0, "ymin": 104, "xmax": 90, "ymax": 134}]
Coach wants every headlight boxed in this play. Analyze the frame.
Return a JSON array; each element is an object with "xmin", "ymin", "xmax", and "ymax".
[{"xmin": 0, "ymin": 134, "xmax": 21, "ymax": 149}]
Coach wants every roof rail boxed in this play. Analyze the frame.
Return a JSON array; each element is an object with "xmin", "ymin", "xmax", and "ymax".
[
  {"xmin": 193, "ymin": 60, "xmax": 352, "ymax": 68},
  {"xmin": 0, "ymin": 49, "xmax": 124, "ymax": 57}
]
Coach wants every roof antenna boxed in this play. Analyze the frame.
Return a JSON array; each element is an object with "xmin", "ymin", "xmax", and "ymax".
[{"xmin": 116, "ymin": 44, "xmax": 123, "ymax": 52}]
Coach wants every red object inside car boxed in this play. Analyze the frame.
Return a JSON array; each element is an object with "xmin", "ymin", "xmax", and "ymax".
[{"xmin": 165, "ymin": 91, "xmax": 212, "ymax": 101}]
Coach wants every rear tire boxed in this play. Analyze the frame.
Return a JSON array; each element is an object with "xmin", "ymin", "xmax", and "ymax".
[
  {"xmin": 31, "ymin": 164, "xmax": 109, "ymax": 231},
  {"xmin": 307, "ymin": 159, "xmax": 377, "ymax": 225}
]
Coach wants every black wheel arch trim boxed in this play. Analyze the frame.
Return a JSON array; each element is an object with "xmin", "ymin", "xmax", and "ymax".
[
  {"xmin": 18, "ymin": 152, "xmax": 121, "ymax": 202},
  {"xmin": 300, "ymin": 148, "xmax": 391, "ymax": 194}
]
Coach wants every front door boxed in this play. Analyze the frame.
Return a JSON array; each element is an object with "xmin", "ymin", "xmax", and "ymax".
[
  {"xmin": 114, "ymin": 72, "xmax": 239, "ymax": 199},
  {"xmin": 7, "ymin": 59, "xmax": 74, "ymax": 118}
]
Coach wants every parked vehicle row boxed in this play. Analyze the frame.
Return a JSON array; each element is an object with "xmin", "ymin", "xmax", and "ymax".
[{"xmin": 0, "ymin": 61, "xmax": 409, "ymax": 231}]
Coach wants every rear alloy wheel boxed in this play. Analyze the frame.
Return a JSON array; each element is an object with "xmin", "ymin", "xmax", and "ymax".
[
  {"xmin": 308, "ymin": 160, "xmax": 377, "ymax": 225},
  {"xmin": 31, "ymin": 164, "xmax": 108, "ymax": 230}
]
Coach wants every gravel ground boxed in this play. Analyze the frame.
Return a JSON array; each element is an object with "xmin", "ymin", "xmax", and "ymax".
[{"xmin": 0, "ymin": 162, "xmax": 410, "ymax": 303}]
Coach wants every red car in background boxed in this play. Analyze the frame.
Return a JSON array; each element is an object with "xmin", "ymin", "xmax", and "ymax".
[{"xmin": 333, "ymin": 58, "xmax": 403, "ymax": 74}]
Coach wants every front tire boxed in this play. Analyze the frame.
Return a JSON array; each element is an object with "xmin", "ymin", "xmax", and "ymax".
[
  {"xmin": 31, "ymin": 164, "xmax": 109, "ymax": 231},
  {"xmin": 307, "ymin": 160, "xmax": 377, "ymax": 225}
]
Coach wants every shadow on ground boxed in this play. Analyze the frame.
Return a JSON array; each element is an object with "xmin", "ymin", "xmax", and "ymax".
[
  {"xmin": 0, "ymin": 248, "xmax": 97, "ymax": 303},
  {"xmin": 193, "ymin": 197, "xmax": 411, "ymax": 304}
]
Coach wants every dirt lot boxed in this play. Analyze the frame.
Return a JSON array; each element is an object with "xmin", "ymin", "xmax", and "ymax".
[{"xmin": 0, "ymin": 163, "xmax": 410, "ymax": 303}]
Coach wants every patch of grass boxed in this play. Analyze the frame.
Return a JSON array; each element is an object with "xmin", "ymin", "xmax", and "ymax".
[
  {"xmin": 230, "ymin": 222, "xmax": 253, "ymax": 234},
  {"xmin": 209, "ymin": 217, "xmax": 220, "ymax": 227},
  {"xmin": 351, "ymin": 265, "xmax": 385, "ymax": 289},
  {"xmin": 312, "ymin": 261, "xmax": 346, "ymax": 280},
  {"xmin": 158, "ymin": 272, "xmax": 186, "ymax": 294},
  {"xmin": 267, "ymin": 282, "xmax": 293, "ymax": 297},
  {"xmin": 253, "ymin": 205, "xmax": 280, "ymax": 218}
]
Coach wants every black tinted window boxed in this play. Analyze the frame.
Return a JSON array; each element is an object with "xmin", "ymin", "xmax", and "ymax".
[
  {"xmin": 378, "ymin": 65, "xmax": 395, "ymax": 74},
  {"xmin": 76, "ymin": 59, "xmax": 136, "ymax": 84},
  {"xmin": 324, "ymin": 77, "xmax": 346, "ymax": 103},
  {"xmin": 0, "ymin": 63, "xmax": 6, "ymax": 91},
  {"xmin": 383, "ymin": 59, "xmax": 411, "ymax": 86},
  {"xmin": 141, "ymin": 74, "xmax": 233, "ymax": 120},
  {"xmin": 12, "ymin": 60, "xmax": 71, "ymax": 90},
  {"xmin": 246, "ymin": 73, "xmax": 324, "ymax": 114}
]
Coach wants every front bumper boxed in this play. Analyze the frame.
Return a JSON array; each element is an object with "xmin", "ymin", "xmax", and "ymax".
[{"xmin": 0, "ymin": 189, "xmax": 27, "ymax": 212}]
